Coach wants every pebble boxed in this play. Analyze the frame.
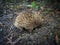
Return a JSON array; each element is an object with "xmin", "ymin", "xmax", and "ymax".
[{"xmin": 0, "ymin": 22, "xmax": 2, "ymax": 25}]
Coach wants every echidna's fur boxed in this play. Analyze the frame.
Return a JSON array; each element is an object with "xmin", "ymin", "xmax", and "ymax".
[{"xmin": 14, "ymin": 11, "xmax": 44, "ymax": 32}]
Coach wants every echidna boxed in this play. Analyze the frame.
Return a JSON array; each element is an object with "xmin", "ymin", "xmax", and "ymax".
[{"xmin": 14, "ymin": 10, "xmax": 44, "ymax": 32}]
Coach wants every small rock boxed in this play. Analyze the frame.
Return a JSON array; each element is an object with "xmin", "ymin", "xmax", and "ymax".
[
  {"xmin": 0, "ymin": 14, "xmax": 3, "ymax": 17},
  {"xmin": 0, "ymin": 22, "xmax": 2, "ymax": 25},
  {"xmin": 7, "ymin": 14, "xmax": 13, "ymax": 19},
  {"xmin": 3, "ymin": 14, "xmax": 13, "ymax": 19}
]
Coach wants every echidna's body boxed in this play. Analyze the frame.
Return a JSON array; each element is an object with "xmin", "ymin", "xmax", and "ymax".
[{"xmin": 14, "ymin": 11, "xmax": 44, "ymax": 32}]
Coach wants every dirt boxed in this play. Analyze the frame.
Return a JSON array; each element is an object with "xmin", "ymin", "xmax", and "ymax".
[{"xmin": 0, "ymin": 8, "xmax": 60, "ymax": 45}]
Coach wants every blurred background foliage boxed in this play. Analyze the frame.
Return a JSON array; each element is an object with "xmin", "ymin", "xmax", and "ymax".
[
  {"xmin": 0, "ymin": 0, "xmax": 60, "ymax": 14},
  {"xmin": 0, "ymin": 0, "xmax": 59, "ymax": 28}
]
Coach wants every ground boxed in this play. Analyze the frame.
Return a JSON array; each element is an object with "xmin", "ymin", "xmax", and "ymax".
[{"xmin": 0, "ymin": 6, "xmax": 60, "ymax": 45}]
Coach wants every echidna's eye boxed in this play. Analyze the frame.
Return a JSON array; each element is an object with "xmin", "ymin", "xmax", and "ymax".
[
  {"xmin": 33, "ymin": 28, "xmax": 35, "ymax": 30},
  {"xmin": 22, "ymin": 27, "xmax": 30, "ymax": 33}
]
